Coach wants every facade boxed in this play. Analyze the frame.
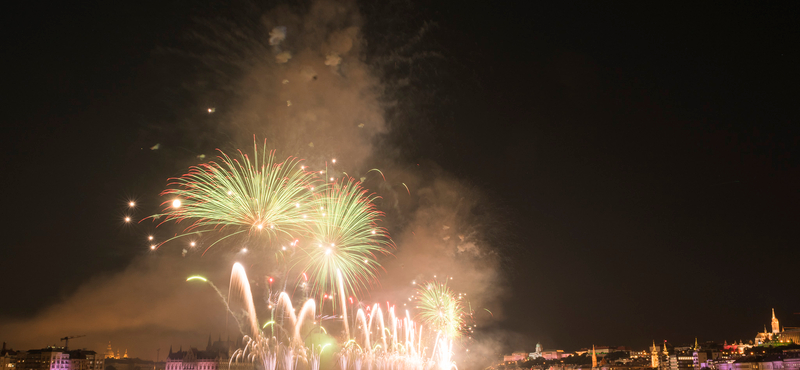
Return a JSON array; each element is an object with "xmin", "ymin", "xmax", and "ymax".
[
  {"xmin": 652, "ymin": 342, "xmax": 660, "ymax": 368},
  {"xmin": 530, "ymin": 343, "xmax": 544, "ymax": 359},
  {"xmin": 772, "ymin": 310, "xmax": 780, "ymax": 334},
  {"xmin": 105, "ymin": 358, "xmax": 164, "ymax": 370},
  {"xmin": 708, "ymin": 356, "xmax": 800, "ymax": 370},
  {"xmin": 2, "ymin": 343, "xmax": 20, "ymax": 370},
  {"xmin": 13, "ymin": 347, "xmax": 103, "ymax": 370},
  {"xmin": 668, "ymin": 350, "xmax": 695, "ymax": 370},
  {"xmin": 67, "ymin": 351, "xmax": 103, "ymax": 370},
  {"xmin": 17, "ymin": 348, "xmax": 70, "ymax": 370},
  {"xmin": 164, "ymin": 340, "xmax": 253, "ymax": 370},
  {"xmin": 503, "ymin": 353, "xmax": 528, "ymax": 362},
  {"xmin": 543, "ymin": 350, "xmax": 567, "ymax": 361}
]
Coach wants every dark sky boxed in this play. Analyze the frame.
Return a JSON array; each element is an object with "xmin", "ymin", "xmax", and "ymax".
[{"xmin": 3, "ymin": 0, "xmax": 799, "ymax": 359}]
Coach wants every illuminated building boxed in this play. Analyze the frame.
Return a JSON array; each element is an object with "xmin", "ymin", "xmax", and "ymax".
[
  {"xmin": 651, "ymin": 342, "xmax": 660, "ymax": 368},
  {"xmin": 66, "ymin": 351, "xmax": 102, "ymax": 370},
  {"xmin": 2, "ymin": 343, "xmax": 20, "ymax": 370},
  {"xmin": 103, "ymin": 344, "xmax": 114, "ymax": 361},
  {"xmin": 707, "ymin": 356, "xmax": 800, "ymax": 370},
  {"xmin": 15, "ymin": 347, "xmax": 102, "ymax": 370},
  {"xmin": 772, "ymin": 309, "xmax": 780, "ymax": 334},
  {"xmin": 503, "ymin": 353, "xmax": 528, "ymax": 362},
  {"xmin": 164, "ymin": 338, "xmax": 253, "ymax": 370},
  {"xmin": 530, "ymin": 343, "xmax": 543, "ymax": 359},
  {"xmin": 17, "ymin": 348, "xmax": 69, "ymax": 370},
  {"xmin": 754, "ymin": 309, "xmax": 799, "ymax": 345}
]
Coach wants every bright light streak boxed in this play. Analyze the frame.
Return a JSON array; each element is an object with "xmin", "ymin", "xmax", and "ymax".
[
  {"xmin": 186, "ymin": 276, "xmax": 208, "ymax": 282},
  {"xmin": 172, "ymin": 199, "xmax": 181, "ymax": 208}
]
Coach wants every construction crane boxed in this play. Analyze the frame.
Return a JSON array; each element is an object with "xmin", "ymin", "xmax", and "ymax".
[{"xmin": 60, "ymin": 335, "xmax": 86, "ymax": 351}]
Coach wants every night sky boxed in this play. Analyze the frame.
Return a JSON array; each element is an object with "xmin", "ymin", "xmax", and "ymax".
[{"xmin": 3, "ymin": 0, "xmax": 799, "ymax": 360}]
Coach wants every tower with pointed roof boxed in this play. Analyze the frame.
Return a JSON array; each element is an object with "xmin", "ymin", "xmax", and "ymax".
[
  {"xmin": 592, "ymin": 345, "xmax": 597, "ymax": 369},
  {"xmin": 771, "ymin": 308, "xmax": 780, "ymax": 334},
  {"xmin": 650, "ymin": 341, "xmax": 659, "ymax": 368}
]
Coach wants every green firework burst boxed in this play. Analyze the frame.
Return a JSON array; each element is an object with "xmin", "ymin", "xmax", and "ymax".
[
  {"xmin": 155, "ymin": 142, "xmax": 317, "ymax": 253},
  {"xmin": 297, "ymin": 177, "xmax": 393, "ymax": 301},
  {"xmin": 415, "ymin": 280, "xmax": 465, "ymax": 339}
]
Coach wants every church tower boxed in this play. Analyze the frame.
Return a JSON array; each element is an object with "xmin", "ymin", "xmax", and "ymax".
[
  {"xmin": 771, "ymin": 308, "xmax": 780, "ymax": 334},
  {"xmin": 592, "ymin": 345, "xmax": 597, "ymax": 369},
  {"xmin": 651, "ymin": 341, "xmax": 659, "ymax": 368}
]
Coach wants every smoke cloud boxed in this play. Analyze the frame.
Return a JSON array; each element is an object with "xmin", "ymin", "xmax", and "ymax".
[{"xmin": 0, "ymin": 1, "xmax": 513, "ymax": 367}]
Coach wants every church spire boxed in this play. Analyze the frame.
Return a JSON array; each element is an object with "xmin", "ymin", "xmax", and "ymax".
[
  {"xmin": 650, "ymin": 341, "xmax": 659, "ymax": 368},
  {"xmin": 592, "ymin": 345, "xmax": 597, "ymax": 369},
  {"xmin": 771, "ymin": 308, "xmax": 780, "ymax": 334},
  {"xmin": 694, "ymin": 338, "xmax": 698, "ymax": 350}
]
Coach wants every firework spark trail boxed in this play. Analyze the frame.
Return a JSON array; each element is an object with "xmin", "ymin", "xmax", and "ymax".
[{"xmin": 186, "ymin": 275, "xmax": 248, "ymax": 334}]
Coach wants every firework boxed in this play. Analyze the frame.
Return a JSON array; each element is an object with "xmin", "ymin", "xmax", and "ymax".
[
  {"xmin": 295, "ymin": 177, "xmax": 393, "ymax": 302},
  {"xmin": 154, "ymin": 141, "xmax": 317, "ymax": 253},
  {"xmin": 415, "ymin": 280, "xmax": 465, "ymax": 340}
]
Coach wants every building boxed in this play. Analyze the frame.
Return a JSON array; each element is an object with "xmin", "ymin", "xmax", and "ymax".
[
  {"xmin": 652, "ymin": 342, "xmax": 660, "ymax": 368},
  {"xmin": 543, "ymin": 350, "xmax": 567, "ymax": 361},
  {"xmin": 2, "ymin": 343, "xmax": 20, "ymax": 370},
  {"xmin": 164, "ymin": 338, "xmax": 253, "ymax": 370},
  {"xmin": 104, "ymin": 358, "xmax": 164, "ymax": 370},
  {"xmin": 755, "ymin": 309, "xmax": 799, "ymax": 346},
  {"xmin": 708, "ymin": 354, "xmax": 800, "ymax": 370},
  {"xmin": 103, "ymin": 346, "xmax": 113, "ymax": 362},
  {"xmin": 66, "ymin": 351, "xmax": 103, "ymax": 370},
  {"xmin": 530, "ymin": 343, "xmax": 543, "ymax": 359},
  {"xmin": 503, "ymin": 352, "xmax": 528, "ymax": 362},
  {"xmin": 668, "ymin": 349, "xmax": 696, "ymax": 370},
  {"xmin": 772, "ymin": 310, "xmax": 780, "ymax": 334},
  {"xmin": 17, "ymin": 348, "xmax": 70, "ymax": 370},
  {"xmin": 12, "ymin": 346, "xmax": 104, "ymax": 370}
]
